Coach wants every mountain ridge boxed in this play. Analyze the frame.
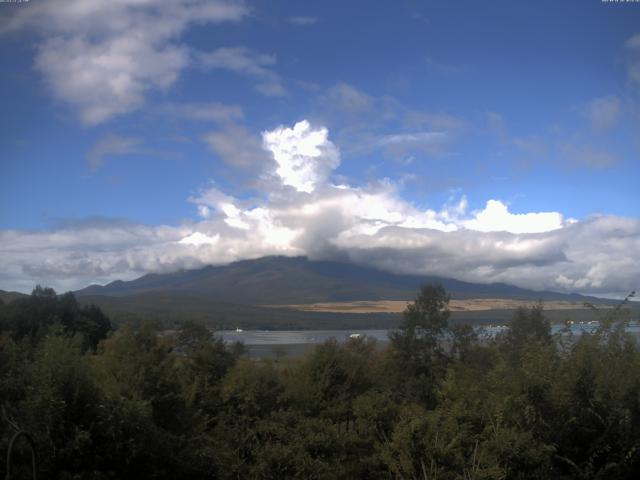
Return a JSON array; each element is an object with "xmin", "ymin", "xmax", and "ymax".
[
  {"xmin": 0, "ymin": 289, "xmax": 29, "ymax": 304},
  {"xmin": 75, "ymin": 255, "xmax": 600, "ymax": 305}
]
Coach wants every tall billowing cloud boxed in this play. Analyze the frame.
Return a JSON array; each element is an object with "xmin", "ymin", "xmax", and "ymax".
[
  {"xmin": 262, "ymin": 120, "xmax": 340, "ymax": 193},
  {"xmin": 0, "ymin": 120, "xmax": 638, "ymax": 297}
]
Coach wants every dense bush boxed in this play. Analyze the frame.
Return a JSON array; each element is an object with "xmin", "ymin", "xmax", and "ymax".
[{"xmin": 1, "ymin": 286, "xmax": 639, "ymax": 478}]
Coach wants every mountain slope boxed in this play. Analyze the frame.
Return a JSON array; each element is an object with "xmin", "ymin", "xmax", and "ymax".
[
  {"xmin": 0, "ymin": 289, "xmax": 28, "ymax": 304},
  {"xmin": 75, "ymin": 255, "xmax": 595, "ymax": 305},
  {"xmin": 77, "ymin": 290, "xmax": 404, "ymax": 330}
]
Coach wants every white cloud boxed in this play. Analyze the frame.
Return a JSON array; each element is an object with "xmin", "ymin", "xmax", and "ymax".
[
  {"xmin": 87, "ymin": 134, "xmax": 140, "ymax": 171},
  {"xmin": 1, "ymin": 120, "xmax": 638, "ymax": 297},
  {"xmin": 188, "ymin": 185, "xmax": 252, "ymax": 229},
  {"xmin": 3, "ymin": 0, "xmax": 248, "ymax": 124},
  {"xmin": 2, "ymin": 198, "xmax": 636, "ymax": 297},
  {"xmin": 198, "ymin": 46, "xmax": 286, "ymax": 97},
  {"xmin": 179, "ymin": 232, "xmax": 220, "ymax": 246},
  {"xmin": 463, "ymin": 200, "xmax": 564, "ymax": 234},
  {"xmin": 37, "ymin": 35, "xmax": 190, "ymax": 125},
  {"xmin": 262, "ymin": 120, "xmax": 340, "ymax": 193}
]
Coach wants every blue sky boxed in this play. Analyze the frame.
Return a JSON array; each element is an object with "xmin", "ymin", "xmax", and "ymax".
[{"xmin": 0, "ymin": 0, "xmax": 639, "ymax": 295}]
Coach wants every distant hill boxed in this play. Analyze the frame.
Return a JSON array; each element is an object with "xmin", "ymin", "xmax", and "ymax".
[
  {"xmin": 0, "ymin": 289, "xmax": 28, "ymax": 304},
  {"xmin": 76, "ymin": 255, "xmax": 597, "ymax": 304}
]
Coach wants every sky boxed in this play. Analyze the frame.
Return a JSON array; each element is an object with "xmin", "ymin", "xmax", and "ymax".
[{"xmin": 0, "ymin": 0, "xmax": 639, "ymax": 297}]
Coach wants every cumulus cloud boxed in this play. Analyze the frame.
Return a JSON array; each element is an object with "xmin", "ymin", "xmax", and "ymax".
[
  {"xmin": 2, "ymin": 0, "xmax": 248, "ymax": 124},
  {"xmin": 262, "ymin": 120, "xmax": 340, "ymax": 193},
  {"xmin": 87, "ymin": 134, "xmax": 140, "ymax": 171},
  {"xmin": 463, "ymin": 200, "xmax": 564, "ymax": 234},
  {"xmin": 1, "ymin": 120, "xmax": 638, "ymax": 297},
  {"xmin": 198, "ymin": 46, "xmax": 286, "ymax": 97}
]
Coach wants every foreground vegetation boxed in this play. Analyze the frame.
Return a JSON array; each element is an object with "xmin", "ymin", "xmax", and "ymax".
[{"xmin": 1, "ymin": 285, "xmax": 639, "ymax": 479}]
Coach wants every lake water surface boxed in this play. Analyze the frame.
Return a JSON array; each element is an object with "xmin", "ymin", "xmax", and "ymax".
[{"xmin": 218, "ymin": 322, "xmax": 640, "ymax": 348}]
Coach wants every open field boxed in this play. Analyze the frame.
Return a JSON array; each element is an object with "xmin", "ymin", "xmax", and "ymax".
[{"xmin": 268, "ymin": 298, "xmax": 603, "ymax": 314}]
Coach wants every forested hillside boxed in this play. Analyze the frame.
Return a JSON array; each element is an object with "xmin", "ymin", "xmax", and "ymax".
[{"xmin": 1, "ymin": 286, "xmax": 639, "ymax": 478}]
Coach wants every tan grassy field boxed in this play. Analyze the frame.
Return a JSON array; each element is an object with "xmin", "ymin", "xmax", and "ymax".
[{"xmin": 267, "ymin": 299, "xmax": 595, "ymax": 314}]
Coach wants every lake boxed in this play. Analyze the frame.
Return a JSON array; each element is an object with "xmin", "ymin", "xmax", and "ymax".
[{"xmin": 217, "ymin": 322, "xmax": 640, "ymax": 358}]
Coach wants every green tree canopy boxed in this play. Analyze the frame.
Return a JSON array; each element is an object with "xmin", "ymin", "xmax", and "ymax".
[{"xmin": 0, "ymin": 286, "xmax": 111, "ymax": 348}]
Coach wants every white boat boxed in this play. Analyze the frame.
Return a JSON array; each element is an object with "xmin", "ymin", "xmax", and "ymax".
[{"xmin": 235, "ymin": 328, "xmax": 243, "ymax": 333}]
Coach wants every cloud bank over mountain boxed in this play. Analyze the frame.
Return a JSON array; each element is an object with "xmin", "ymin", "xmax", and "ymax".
[{"xmin": 1, "ymin": 120, "xmax": 637, "ymax": 297}]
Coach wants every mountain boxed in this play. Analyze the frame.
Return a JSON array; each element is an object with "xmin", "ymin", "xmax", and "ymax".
[
  {"xmin": 0, "ymin": 289, "xmax": 28, "ymax": 304},
  {"xmin": 72, "ymin": 256, "xmax": 618, "ymax": 329},
  {"xmin": 76, "ymin": 255, "xmax": 594, "ymax": 304}
]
